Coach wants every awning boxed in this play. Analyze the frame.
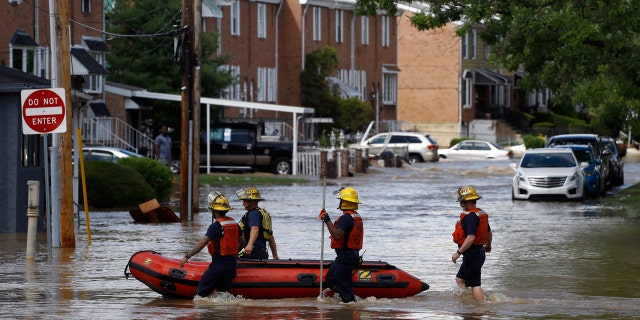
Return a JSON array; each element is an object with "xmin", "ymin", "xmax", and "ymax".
[
  {"xmin": 327, "ymin": 76, "xmax": 360, "ymax": 98},
  {"xmin": 474, "ymin": 69, "xmax": 510, "ymax": 86},
  {"xmin": 202, "ymin": 0, "xmax": 223, "ymax": 18},
  {"xmin": 89, "ymin": 102, "xmax": 111, "ymax": 117},
  {"xmin": 70, "ymin": 47, "xmax": 108, "ymax": 76},
  {"xmin": 82, "ymin": 37, "xmax": 110, "ymax": 52},
  {"xmin": 382, "ymin": 65, "xmax": 401, "ymax": 74},
  {"xmin": 10, "ymin": 30, "xmax": 38, "ymax": 46}
]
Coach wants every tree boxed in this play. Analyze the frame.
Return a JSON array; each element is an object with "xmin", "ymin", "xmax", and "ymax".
[
  {"xmin": 105, "ymin": 0, "xmax": 233, "ymax": 131},
  {"xmin": 301, "ymin": 46, "xmax": 374, "ymax": 134},
  {"xmin": 356, "ymin": 0, "xmax": 640, "ymax": 139}
]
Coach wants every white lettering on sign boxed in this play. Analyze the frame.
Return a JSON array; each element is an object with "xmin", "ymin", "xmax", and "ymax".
[
  {"xmin": 32, "ymin": 117, "xmax": 57, "ymax": 125},
  {"xmin": 25, "ymin": 106, "xmax": 64, "ymax": 116}
]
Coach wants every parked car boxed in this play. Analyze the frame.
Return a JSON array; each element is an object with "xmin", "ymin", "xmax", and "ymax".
[
  {"xmin": 359, "ymin": 132, "xmax": 439, "ymax": 163},
  {"xmin": 546, "ymin": 134, "xmax": 611, "ymax": 186},
  {"xmin": 600, "ymin": 136, "xmax": 624, "ymax": 186},
  {"xmin": 509, "ymin": 148, "xmax": 586, "ymax": 200},
  {"xmin": 438, "ymin": 140, "xmax": 512, "ymax": 160},
  {"xmin": 81, "ymin": 146, "xmax": 143, "ymax": 162},
  {"xmin": 551, "ymin": 145, "xmax": 605, "ymax": 196}
]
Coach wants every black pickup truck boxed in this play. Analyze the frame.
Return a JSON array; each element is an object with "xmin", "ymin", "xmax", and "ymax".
[{"xmin": 198, "ymin": 122, "xmax": 316, "ymax": 174}]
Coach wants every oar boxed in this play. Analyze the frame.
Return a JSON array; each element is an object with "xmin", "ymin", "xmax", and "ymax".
[{"xmin": 318, "ymin": 175, "xmax": 326, "ymax": 299}]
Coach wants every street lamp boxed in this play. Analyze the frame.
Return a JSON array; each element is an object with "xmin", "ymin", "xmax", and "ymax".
[
  {"xmin": 338, "ymin": 130, "xmax": 345, "ymax": 149},
  {"xmin": 330, "ymin": 131, "xmax": 336, "ymax": 150}
]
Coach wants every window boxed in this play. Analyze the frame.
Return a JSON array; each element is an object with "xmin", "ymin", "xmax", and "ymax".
[
  {"xmin": 221, "ymin": 65, "xmax": 241, "ymax": 99},
  {"xmin": 382, "ymin": 16, "xmax": 389, "ymax": 47},
  {"xmin": 361, "ymin": 16, "xmax": 369, "ymax": 45},
  {"xmin": 313, "ymin": 7, "xmax": 321, "ymax": 41},
  {"xmin": 21, "ymin": 134, "xmax": 41, "ymax": 167},
  {"xmin": 257, "ymin": 67, "xmax": 277, "ymax": 102},
  {"xmin": 82, "ymin": 0, "xmax": 91, "ymax": 13},
  {"xmin": 484, "ymin": 41, "xmax": 490, "ymax": 60},
  {"xmin": 461, "ymin": 32, "xmax": 468, "ymax": 59},
  {"xmin": 335, "ymin": 10, "xmax": 343, "ymax": 43},
  {"xmin": 84, "ymin": 52, "xmax": 105, "ymax": 93},
  {"xmin": 382, "ymin": 72, "xmax": 397, "ymax": 104},
  {"xmin": 257, "ymin": 68, "xmax": 266, "ymax": 101},
  {"xmin": 267, "ymin": 68, "xmax": 276, "ymax": 102},
  {"xmin": 257, "ymin": 3, "xmax": 266, "ymax": 39},
  {"xmin": 231, "ymin": 0, "xmax": 240, "ymax": 36},
  {"xmin": 470, "ymin": 30, "xmax": 477, "ymax": 60},
  {"xmin": 461, "ymin": 70, "xmax": 472, "ymax": 108}
]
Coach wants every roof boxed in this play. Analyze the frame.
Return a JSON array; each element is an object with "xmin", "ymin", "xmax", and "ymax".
[
  {"xmin": 82, "ymin": 37, "xmax": 110, "ymax": 52},
  {"xmin": 10, "ymin": 30, "xmax": 38, "ymax": 46},
  {"xmin": 70, "ymin": 48, "xmax": 109, "ymax": 75},
  {"xmin": 474, "ymin": 69, "xmax": 511, "ymax": 85},
  {"xmin": 0, "ymin": 65, "xmax": 50, "ymax": 92}
]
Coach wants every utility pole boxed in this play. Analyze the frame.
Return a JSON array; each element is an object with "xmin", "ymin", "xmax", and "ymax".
[
  {"xmin": 54, "ymin": 0, "xmax": 76, "ymax": 247},
  {"xmin": 180, "ymin": 0, "xmax": 202, "ymax": 220}
]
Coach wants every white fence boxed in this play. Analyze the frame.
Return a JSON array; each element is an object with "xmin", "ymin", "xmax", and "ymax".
[{"xmin": 297, "ymin": 150, "xmax": 321, "ymax": 176}]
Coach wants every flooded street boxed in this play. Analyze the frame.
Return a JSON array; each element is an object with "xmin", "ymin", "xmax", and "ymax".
[{"xmin": 2, "ymin": 158, "xmax": 640, "ymax": 319}]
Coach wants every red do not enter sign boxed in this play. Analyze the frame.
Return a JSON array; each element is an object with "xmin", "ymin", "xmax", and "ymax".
[{"xmin": 21, "ymin": 88, "xmax": 67, "ymax": 135}]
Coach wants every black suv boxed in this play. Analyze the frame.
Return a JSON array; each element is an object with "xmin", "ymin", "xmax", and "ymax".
[{"xmin": 600, "ymin": 136, "xmax": 624, "ymax": 186}]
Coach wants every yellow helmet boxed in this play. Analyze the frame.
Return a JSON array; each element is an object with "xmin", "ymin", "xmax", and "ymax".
[
  {"xmin": 208, "ymin": 191, "xmax": 233, "ymax": 211},
  {"xmin": 336, "ymin": 187, "xmax": 360, "ymax": 204},
  {"xmin": 456, "ymin": 186, "xmax": 482, "ymax": 202},
  {"xmin": 235, "ymin": 186, "xmax": 264, "ymax": 201}
]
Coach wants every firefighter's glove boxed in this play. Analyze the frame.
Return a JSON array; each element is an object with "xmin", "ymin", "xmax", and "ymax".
[{"xmin": 318, "ymin": 209, "xmax": 330, "ymax": 222}]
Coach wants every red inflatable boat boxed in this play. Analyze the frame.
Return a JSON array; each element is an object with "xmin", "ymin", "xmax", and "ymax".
[{"xmin": 125, "ymin": 250, "xmax": 429, "ymax": 299}]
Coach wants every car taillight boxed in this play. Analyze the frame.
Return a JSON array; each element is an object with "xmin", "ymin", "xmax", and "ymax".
[{"xmin": 428, "ymin": 145, "xmax": 436, "ymax": 150}]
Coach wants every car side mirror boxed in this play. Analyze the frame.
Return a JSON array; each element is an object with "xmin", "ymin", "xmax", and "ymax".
[{"xmin": 580, "ymin": 162, "xmax": 590, "ymax": 169}]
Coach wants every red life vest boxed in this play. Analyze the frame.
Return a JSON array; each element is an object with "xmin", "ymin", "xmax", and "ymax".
[
  {"xmin": 452, "ymin": 208, "xmax": 489, "ymax": 246},
  {"xmin": 330, "ymin": 210, "xmax": 364, "ymax": 250},
  {"xmin": 207, "ymin": 216, "xmax": 240, "ymax": 257}
]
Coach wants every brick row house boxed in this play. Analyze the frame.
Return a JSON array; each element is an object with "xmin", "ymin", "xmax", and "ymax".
[
  {"xmin": 202, "ymin": 0, "xmax": 399, "ymax": 135},
  {"xmin": 396, "ymin": 7, "xmax": 551, "ymax": 147}
]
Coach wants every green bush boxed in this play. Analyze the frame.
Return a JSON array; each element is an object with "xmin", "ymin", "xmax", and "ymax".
[
  {"xmin": 118, "ymin": 157, "xmax": 174, "ymax": 201},
  {"xmin": 523, "ymin": 134, "xmax": 546, "ymax": 148},
  {"xmin": 82, "ymin": 161, "xmax": 156, "ymax": 208}
]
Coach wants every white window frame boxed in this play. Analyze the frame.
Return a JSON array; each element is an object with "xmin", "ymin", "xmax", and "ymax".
[
  {"xmin": 470, "ymin": 30, "xmax": 477, "ymax": 60},
  {"xmin": 484, "ymin": 41, "xmax": 490, "ymax": 60},
  {"xmin": 462, "ymin": 32, "xmax": 468, "ymax": 59},
  {"xmin": 221, "ymin": 65, "xmax": 242, "ymax": 100},
  {"xmin": 382, "ymin": 15, "xmax": 389, "ymax": 47},
  {"xmin": 257, "ymin": 67, "xmax": 267, "ymax": 101},
  {"xmin": 83, "ymin": 52, "xmax": 105, "ymax": 93},
  {"xmin": 335, "ymin": 10, "xmax": 343, "ymax": 43},
  {"xmin": 382, "ymin": 72, "xmax": 397, "ymax": 104},
  {"xmin": 361, "ymin": 16, "xmax": 369, "ymax": 45},
  {"xmin": 461, "ymin": 70, "xmax": 472, "ymax": 108},
  {"xmin": 267, "ymin": 67, "xmax": 276, "ymax": 102},
  {"xmin": 231, "ymin": 0, "xmax": 240, "ymax": 36},
  {"xmin": 257, "ymin": 3, "xmax": 266, "ymax": 39},
  {"xmin": 313, "ymin": 7, "xmax": 321, "ymax": 41},
  {"xmin": 82, "ymin": 0, "xmax": 91, "ymax": 13}
]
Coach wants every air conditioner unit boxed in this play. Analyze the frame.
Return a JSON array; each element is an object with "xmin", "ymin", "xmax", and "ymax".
[{"xmin": 9, "ymin": 0, "xmax": 23, "ymax": 5}]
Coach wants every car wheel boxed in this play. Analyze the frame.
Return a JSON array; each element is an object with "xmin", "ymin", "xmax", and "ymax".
[
  {"xmin": 408, "ymin": 155, "xmax": 422, "ymax": 164},
  {"xmin": 272, "ymin": 157, "xmax": 291, "ymax": 175}
]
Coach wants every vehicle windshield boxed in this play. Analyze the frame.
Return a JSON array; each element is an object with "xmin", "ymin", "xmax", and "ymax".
[
  {"xmin": 520, "ymin": 153, "xmax": 577, "ymax": 168},
  {"xmin": 572, "ymin": 149, "xmax": 593, "ymax": 164}
]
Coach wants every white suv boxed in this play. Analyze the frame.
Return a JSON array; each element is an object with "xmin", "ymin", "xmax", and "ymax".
[{"xmin": 360, "ymin": 132, "xmax": 439, "ymax": 163}]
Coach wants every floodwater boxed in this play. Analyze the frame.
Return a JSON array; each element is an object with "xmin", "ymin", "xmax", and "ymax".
[{"xmin": 2, "ymin": 158, "xmax": 640, "ymax": 319}]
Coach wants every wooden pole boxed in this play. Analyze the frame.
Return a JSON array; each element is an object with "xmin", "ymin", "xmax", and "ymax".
[
  {"xmin": 179, "ymin": 0, "xmax": 194, "ymax": 220},
  {"xmin": 192, "ymin": 0, "xmax": 202, "ymax": 217},
  {"xmin": 55, "ymin": 0, "xmax": 76, "ymax": 247}
]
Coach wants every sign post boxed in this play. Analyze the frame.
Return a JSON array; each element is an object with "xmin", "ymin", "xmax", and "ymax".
[
  {"xmin": 21, "ymin": 88, "xmax": 67, "ymax": 251},
  {"xmin": 21, "ymin": 88, "xmax": 67, "ymax": 135}
]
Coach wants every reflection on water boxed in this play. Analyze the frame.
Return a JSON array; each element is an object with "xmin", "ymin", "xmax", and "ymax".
[{"xmin": 1, "ymin": 160, "xmax": 640, "ymax": 319}]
